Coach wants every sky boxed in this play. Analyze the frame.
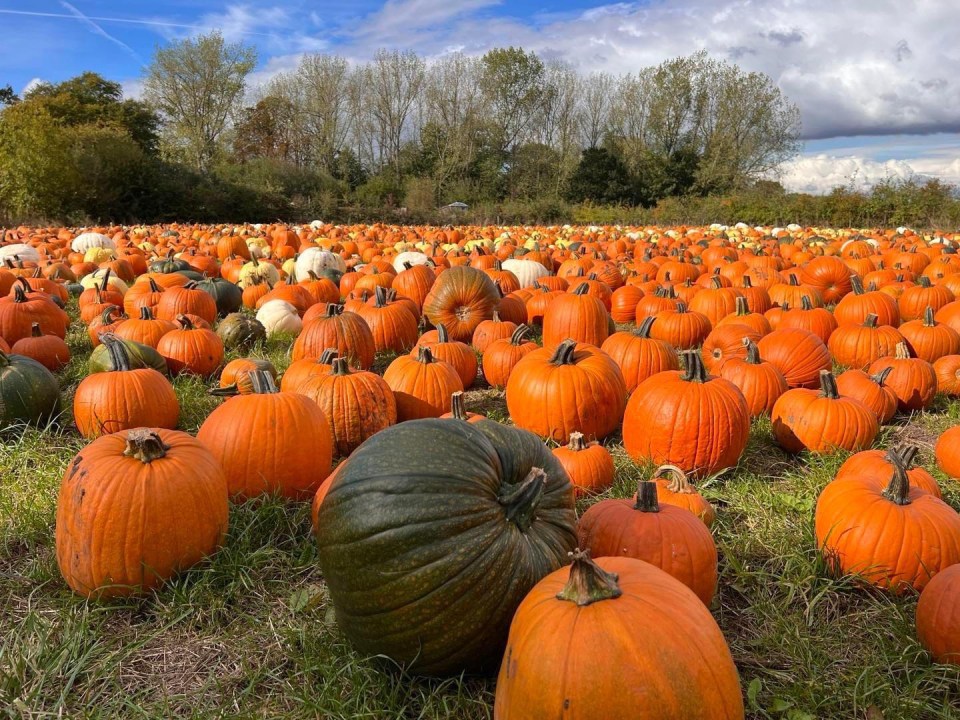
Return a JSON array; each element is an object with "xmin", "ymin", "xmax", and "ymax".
[{"xmin": 2, "ymin": 0, "xmax": 959, "ymax": 194}]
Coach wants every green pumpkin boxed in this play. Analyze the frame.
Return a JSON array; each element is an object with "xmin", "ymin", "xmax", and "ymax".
[
  {"xmin": 149, "ymin": 256, "xmax": 190, "ymax": 274},
  {"xmin": 66, "ymin": 282, "xmax": 85, "ymax": 297},
  {"xmin": 314, "ymin": 267, "xmax": 343, "ymax": 285},
  {"xmin": 216, "ymin": 313, "xmax": 266, "ymax": 350},
  {"xmin": 0, "ymin": 350, "xmax": 61, "ymax": 429},
  {"xmin": 196, "ymin": 277, "xmax": 242, "ymax": 316},
  {"xmin": 316, "ymin": 418, "xmax": 577, "ymax": 676},
  {"xmin": 89, "ymin": 335, "xmax": 168, "ymax": 375}
]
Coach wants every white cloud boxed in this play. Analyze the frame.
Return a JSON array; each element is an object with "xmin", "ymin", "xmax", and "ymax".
[
  {"xmin": 20, "ymin": 77, "xmax": 44, "ymax": 95},
  {"xmin": 777, "ymin": 154, "xmax": 960, "ymax": 194}
]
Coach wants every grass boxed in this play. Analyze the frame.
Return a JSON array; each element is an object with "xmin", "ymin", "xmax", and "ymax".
[{"xmin": 2, "ymin": 307, "xmax": 960, "ymax": 718}]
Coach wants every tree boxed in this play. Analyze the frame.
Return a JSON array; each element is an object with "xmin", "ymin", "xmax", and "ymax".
[
  {"xmin": 566, "ymin": 147, "xmax": 636, "ymax": 205},
  {"xmin": 361, "ymin": 50, "xmax": 425, "ymax": 174},
  {"xmin": 480, "ymin": 47, "xmax": 548, "ymax": 156},
  {"xmin": 144, "ymin": 32, "xmax": 256, "ymax": 170},
  {"xmin": 233, "ymin": 96, "xmax": 299, "ymax": 163},
  {"xmin": 22, "ymin": 72, "xmax": 158, "ymax": 153},
  {"xmin": 0, "ymin": 85, "xmax": 18, "ymax": 106}
]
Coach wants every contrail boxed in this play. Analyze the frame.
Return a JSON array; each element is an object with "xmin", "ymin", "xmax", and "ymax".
[
  {"xmin": 59, "ymin": 1, "xmax": 141, "ymax": 60},
  {"xmin": 0, "ymin": 7, "xmax": 274, "ymax": 36}
]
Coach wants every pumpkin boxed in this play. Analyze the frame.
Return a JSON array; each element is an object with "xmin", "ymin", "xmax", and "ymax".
[
  {"xmin": 88, "ymin": 333, "xmax": 167, "ymax": 375},
  {"xmin": 295, "ymin": 247, "xmax": 346, "ymax": 279},
  {"xmin": 356, "ymin": 286, "xmax": 418, "ymax": 353},
  {"xmin": 296, "ymin": 357, "xmax": 397, "ymax": 457},
  {"xmin": 551, "ymin": 431, "xmax": 615, "ymax": 496},
  {"xmin": 415, "ymin": 323, "xmax": 478, "ymax": 389},
  {"xmin": 542, "ymin": 282, "xmax": 609, "ymax": 350},
  {"xmin": 391, "ymin": 262, "xmax": 436, "ymax": 309},
  {"xmin": 87, "ymin": 304, "xmax": 126, "ymax": 346},
  {"xmin": 280, "ymin": 348, "xmax": 340, "ymax": 394},
  {"xmin": 195, "ymin": 277, "xmax": 242, "ymax": 316},
  {"xmin": 122, "ymin": 277, "xmax": 165, "ymax": 317},
  {"xmin": 834, "ymin": 275, "xmax": 900, "ymax": 327},
  {"xmin": 600, "ymin": 316, "xmax": 679, "ymax": 393},
  {"xmin": 0, "ymin": 349, "xmax": 60, "ymax": 428},
  {"xmin": 11, "ymin": 322, "xmax": 70, "ymax": 371},
  {"xmin": 610, "ymin": 284, "xmax": 644, "ymax": 323},
  {"xmin": 835, "ymin": 367, "xmax": 897, "ymax": 424},
  {"xmin": 114, "ymin": 306, "xmax": 176, "ymax": 348},
  {"xmin": 648, "ymin": 302, "xmax": 712, "ymax": 350},
  {"xmin": 835, "ymin": 446, "xmax": 941, "ymax": 498},
  {"xmin": 899, "ymin": 306, "xmax": 960, "ymax": 362},
  {"xmin": 577, "ymin": 481, "xmax": 718, "ymax": 605},
  {"xmin": 294, "ymin": 304, "xmax": 375, "ymax": 369},
  {"xmin": 715, "ymin": 338, "xmax": 787, "ymax": 417},
  {"xmin": 198, "ymin": 371, "xmax": 333, "ymax": 500},
  {"xmin": 898, "ymin": 276, "xmax": 954, "ymax": 321},
  {"xmin": 701, "ymin": 323, "xmax": 761, "ymax": 373},
  {"xmin": 55, "ymin": 428, "xmax": 228, "ymax": 598},
  {"xmin": 216, "ymin": 357, "xmax": 277, "ymax": 395},
  {"xmin": 771, "ymin": 370, "xmax": 878, "ymax": 454},
  {"xmin": 481, "ymin": 324, "xmax": 539, "ymax": 388},
  {"xmin": 501, "ymin": 258, "xmax": 550, "ymax": 288},
  {"xmin": 0, "ymin": 285, "xmax": 69, "ymax": 344},
  {"xmin": 916, "ymin": 563, "xmax": 960, "ymax": 665},
  {"xmin": 650, "ymin": 464, "xmax": 716, "ymax": 527},
  {"xmin": 506, "ymin": 339, "xmax": 626, "ymax": 442},
  {"xmin": 256, "ymin": 298, "xmax": 302, "ymax": 336},
  {"xmin": 715, "ymin": 295, "xmax": 771, "ymax": 335},
  {"xmin": 472, "ymin": 311, "xmax": 517, "ymax": 354},
  {"xmin": 623, "ymin": 350, "xmax": 749, "ymax": 478},
  {"xmin": 778, "ymin": 295, "xmax": 837, "ymax": 344},
  {"xmin": 315, "ymin": 418, "xmax": 577, "ymax": 676},
  {"xmin": 383, "ymin": 346, "xmax": 463, "ymax": 421},
  {"xmin": 814, "ymin": 450, "xmax": 960, "ymax": 593},
  {"xmin": 827, "ymin": 314, "xmax": 904, "ymax": 370},
  {"xmin": 156, "ymin": 280, "xmax": 218, "ymax": 325},
  {"xmin": 933, "ymin": 354, "xmax": 960, "ymax": 395},
  {"xmin": 157, "ymin": 315, "xmax": 224, "ymax": 377},
  {"xmin": 935, "ymin": 426, "xmax": 960, "ymax": 478},
  {"xmin": 867, "ymin": 342, "xmax": 938, "ymax": 412},
  {"xmin": 757, "ymin": 327, "xmax": 831, "ymax": 389},
  {"xmin": 216, "ymin": 312, "xmax": 266, "ymax": 350},
  {"xmin": 799, "ymin": 255, "xmax": 852, "ymax": 304},
  {"xmin": 422, "ymin": 265, "xmax": 499, "ymax": 342},
  {"xmin": 494, "ymin": 551, "xmax": 744, "ymax": 719}
]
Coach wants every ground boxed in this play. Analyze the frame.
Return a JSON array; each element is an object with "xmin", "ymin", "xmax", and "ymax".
[{"xmin": 2, "ymin": 309, "xmax": 960, "ymax": 719}]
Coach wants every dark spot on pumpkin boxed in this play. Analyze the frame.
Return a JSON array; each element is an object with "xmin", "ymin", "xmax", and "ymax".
[{"xmin": 564, "ymin": 699, "xmax": 571, "ymax": 709}]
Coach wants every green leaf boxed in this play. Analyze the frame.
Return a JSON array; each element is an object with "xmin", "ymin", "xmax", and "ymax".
[
  {"xmin": 289, "ymin": 588, "xmax": 310, "ymax": 613},
  {"xmin": 769, "ymin": 697, "xmax": 794, "ymax": 713},
  {"xmin": 747, "ymin": 678, "xmax": 762, "ymax": 710}
]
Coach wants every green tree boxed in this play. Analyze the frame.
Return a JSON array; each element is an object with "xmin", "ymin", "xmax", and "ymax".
[
  {"xmin": 144, "ymin": 32, "xmax": 256, "ymax": 170},
  {"xmin": 566, "ymin": 147, "xmax": 636, "ymax": 204},
  {"xmin": 480, "ymin": 47, "xmax": 547, "ymax": 157},
  {"xmin": 0, "ymin": 85, "xmax": 18, "ymax": 107},
  {"xmin": 233, "ymin": 96, "xmax": 299, "ymax": 163}
]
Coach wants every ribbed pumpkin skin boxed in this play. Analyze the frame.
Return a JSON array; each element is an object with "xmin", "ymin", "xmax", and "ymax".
[
  {"xmin": 295, "ymin": 306, "xmax": 375, "ymax": 369},
  {"xmin": 481, "ymin": 327, "xmax": 539, "ymax": 388},
  {"xmin": 771, "ymin": 376, "xmax": 878, "ymax": 454},
  {"xmin": 297, "ymin": 360, "xmax": 397, "ymax": 457},
  {"xmin": 422, "ymin": 266, "xmax": 500, "ymax": 342},
  {"xmin": 55, "ymin": 429, "xmax": 228, "ymax": 598},
  {"xmin": 935, "ymin": 426, "xmax": 960, "ymax": 478},
  {"xmin": 716, "ymin": 350, "xmax": 787, "ymax": 417},
  {"xmin": 506, "ymin": 341, "xmax": 626, "ymax": 443},
  {"xmin": 384, "ymin": 348, "xmax": 463, "ymax": 421},
  {"xmin": 868, "ymin": 349, "xmax": 938, "ymax": 412},
  {"xmin": 600, "ymin": 318, "xmax": 679, "ymax": 393},
  {"xmin": 216, "ymin": 312, "xmax": 266, "ymax": 351},
  {"xmin": 315, "ymin": 419, "xmax": 577, "ymax": 676},
  {"xmin": 494, "ymin": 556, "xmax": 744, "ymax": 720},
  {"xmin": 622, "ymin": 358, "xmax": 749, "ymax": 478},
  {"xmin": 757, "ymin": 328, "xmax": 831, "ymax": 389},
  {"xmin": 577, "ymin": 496, "xmax": 718, "ymax": 604},
  {"xmin": 835, "ymin": 369, "xmax": 897, "ymax": 424},
  {"xmin": 157, "ymin": 323, "xmax": 224, "ymax": 377},
  {"xmin": 835, "ymin": 449, "xmax": 941, "ymax": 498},
  {"xmin": 197, "ymin": 392, "xmax": 333, "ymax": 500},
  {"xmin": 933, "ymin": 355, "xmax": 960, "ymax": 395},
  {"xmin": 0, "ymin": 350, "xmax": 60, "ymax": 428},
  {"xmin": 916, "ymin": 563, "xmax": 960, "ymax": 664},
  {"xmin": 827, "ymin": 320, "xmax": 904, "ymax": 370},
  {"xmin": 551, "ymin": 433, "xmax": 615, "ymax": 496},
  {"xmin": 702, "ymin": 324, "xmax": 762, "ymax": 373},
  {"xmin": 815, "ymin": 476, "xmax": 960, "ymax": 593},
  {"xmin": 541, "ymin": 285, "xmax": 609, "ymax": 349},
  {"xmin": 74, "ymin": 368, "xmax": 178, "ymax": 439}
]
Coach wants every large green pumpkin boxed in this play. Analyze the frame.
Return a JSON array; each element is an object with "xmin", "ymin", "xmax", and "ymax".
[
  {"xmin": 88, "ymin": 334, "xmax": 168, "ymax": 375},
  {"xmin": 217, "ymin": 313, "xmax": 266, "ymax": 350},
  {"xmin": 0, "ymin": 350, "xmax": 61, "ymax": 428},
  {"xmin": 196, "ymin": 277, "xmax": 242, "ymax": 316},
  {"xmin": 315, "ymin": 418, "xmax": 577, "ymax": 676}
]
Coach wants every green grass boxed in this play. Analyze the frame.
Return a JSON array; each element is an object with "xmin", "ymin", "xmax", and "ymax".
[{"xmin": 3, "ymin": 308, "xmax": 960, "ymax": 718}]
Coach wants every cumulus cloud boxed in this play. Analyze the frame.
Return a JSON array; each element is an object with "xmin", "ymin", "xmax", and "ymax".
[{"xmin": 778, "ymin": 154, "xmax": 960, "ymax": 194}]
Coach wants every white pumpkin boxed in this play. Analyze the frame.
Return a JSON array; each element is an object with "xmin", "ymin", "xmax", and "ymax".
[
  {"xmin": 296, "ymin": 247, "xmax": 346, "ymax": 279},
  {"xmin": 80, "ymin": 269, "xmax": 129, "ymax": 295},
  {"xmin": 0, "ymin": 243, "xmax": 40, "ymax": 263},
  {"xmin": 256, "ymin": 300, "xmax": 302, "ymax": 336},
  {"xmin": 502, "ymin": 258, "xmax": 550, "ymax": 289},
  {"xmin": 392, "ymin": 251, "xmax": 432, "ymax": 274},
  {"xmin": 71, "ymin": 232, "xmax": 116, "ymax": 254},
  {"xmin": 238, "ymin": 260, "xmax": 281, "ymax": 288}
]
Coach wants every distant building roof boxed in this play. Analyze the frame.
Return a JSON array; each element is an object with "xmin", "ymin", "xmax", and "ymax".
[{"xmin": 444, "ymin": 201, "xmax": 469, "ymax": 209}]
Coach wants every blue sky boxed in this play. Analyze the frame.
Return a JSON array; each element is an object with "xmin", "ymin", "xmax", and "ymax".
[{"xmin": 2, "ymin": 0, "xmax": 960, "ymax": 193}]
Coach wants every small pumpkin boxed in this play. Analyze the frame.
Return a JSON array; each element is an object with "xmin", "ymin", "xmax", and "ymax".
[
  {"xmin": 551, "ymin": 431, "xmax": 615, "ymax": 496},
  {"xmin": 600, "ymin": 316, "xmax": 679, "ymax": 393},
  {"xmin": 0, "ymin": 349, "xmax": 60, "ymax": 429},
  {"xmin": 481, "ymin": 324, "xmax": 539, "ymax": 388},
  {"xmin": 867, "ymin": 342, "xmax": 938, "ymax": 412},
  {"xmin": 650, "ymin": 464, "xmax": 716, "ymax": 527},
  {"xmin": 11, "ymin": 322, "xmax": 70, "ymax": 371},
  {"xmin": 384, "ymin": 346, "xmax": 463, "ymax": 421},
  {"xmin": 157, "ymin": 315, "xmax": 224, "ymax": 377}
]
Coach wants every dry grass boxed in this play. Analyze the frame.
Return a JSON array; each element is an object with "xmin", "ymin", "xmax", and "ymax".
[{"xmin": 2, "ymin": 306, "xmax": 960, "ymax": 718}]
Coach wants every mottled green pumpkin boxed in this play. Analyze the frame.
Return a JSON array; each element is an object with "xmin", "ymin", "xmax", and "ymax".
[
  {"xmin": 315, "ymin": 418, "xmax": 577, "ymax": 676},
  {"xmin": 148, "ymin": 256, "xmax": 191, "ymax": 274},
  {"xmin": 88, "ymin": 334, "xmax": 168, "ymax": 375},
  {"xmin": 196, "ymin": 277, "xmax": 242, "ymax": 316},
  {"xmin": 217, "ymin": 313, "xmax": 266, "ymax": 350},
  {"xmin": 0, "ymin": 350, "xmax": 61, "ymax": 428}
]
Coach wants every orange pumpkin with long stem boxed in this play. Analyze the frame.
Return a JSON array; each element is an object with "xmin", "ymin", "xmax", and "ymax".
[{"xmin": 552, "ymin": 431, "xmax": 615, "ymax": 496}]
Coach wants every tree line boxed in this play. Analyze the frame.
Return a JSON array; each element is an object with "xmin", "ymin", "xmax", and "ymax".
[{"xmin": 1, "ymin": 32, "xmax": 951, "ymax": 229}]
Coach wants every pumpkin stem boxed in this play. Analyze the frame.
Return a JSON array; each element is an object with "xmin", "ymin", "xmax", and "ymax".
[
  {"xmin": 30, "ymin": 322, "xmax": 42, "ymax": 338},
  {"xmin": 330, "ymin": 357, "xmax": 351, "ymax": 376},
  {"xmin": 742, "ymin": 338, "xmax": 761, "ymax": 364},
  {"xmin": 567, "ymin": 431, "xmax": 586, "ymax": 451},
  {"xmin": 449, "ymin": 391, "xmax": 470, "ymax": 420},
  {"xmin": 139, "ymin": 306, "xmax": 155, "ymax": 320},
  {"xmin": 735, "ymin": 296, "xmax": 750, "ymax": 315},
  {"xmin": 549, "ymin": 339, "xmax": 578, "ymax": 365},
  {"xmin": 893, "ymin": 445, "xmax": 920, "ymax": 469},
  {"xmin": 499, "ymin": 466, "xmax": 547, "ymax": 532},
  {"xmin": 13, "ymin": 285, "xmax": 27, "ymax": 303},
  {"xmin": 653, "ymin": 464, "xmax": 694, "ymax": 494},
  {"xmin": 325, "ymin": 303, "xmax": 344, "ymax": 318},
  {"xmin": 743, "ymin": 276, "xmax": 753, "ymax": 289},
  {"xmin": 681, "ymin": 350, "xmax": 708, "ymax": 383},
  {"xmin": 894, "ymin": 341, "xmax": 911, "ymax": 360},
  {"xmin": 319, "ymin": 348, "xmax": 339, "ymax": 364},
  {"xmin": 510, "ymin": 324, "xmax": 531, "ymax": 345},
  {"xmin": 919, "ymin": 276, "xmax": 932, "ymax": 288},
  {"xmin": 101, "ymin": 334, "xmax": 132, "ymax": 372},
  {"xmin": 863, "ymin": 314, "xmax": 878, "ymax": 328},
  {"xmin": 871, "ymin": 365, "xmax": 894, "ymax": 386},
  {"xmin": 556, "ymin": 549, "xmax": 623, "ymax": 606},
  {"xmin": 850, "ymin": 275, "xmax": 866, "ymax": 295},
  {"xmin": 572, "ymin": 282, "xmax": 590, "ymax": 296},
  {"xmin": 788, "ymin": 274, "xmax": 800, "ymax": 286},
  {"xmin": 882, "ymin": 449, "xmax": 912, "ymax": 506},
  {"xmin": 675, "ymin": 301, "xmax": 688, "ymax": 314},
  {"xmin": 416, "ymin": 346, "xmax": 436, "ymax": 364},
  {"xmin": 924, "ymin": 306, "xmax": 935, "ymax": 327},
  {"xmin": 99, "ymin": 268, "xmax": 112, "ymax": 291},
  {"xmin": 801, "ymin": 295, "xmax": 813, "ymax": 311},
  {"xmin": 436, "ymin": 324, "xmax": 450, "ymax": 343},
  {"xmin": 635, "ymin": 316, "xmax": 656, "ymax": 339},
  {"xmin": 634, "ymin": 480, "xmax": 660, "ymax": 512},
  {"xmin": 819, "ymin": 370, "xmax": 840, "ymax": 399},
  {"xmin": 123, "ymin": 429, "xmax": 170, "ymax": 464},
  {"xmin": 374, "ymin": 285, "xmax": 389, "ymax": 308},
  {"xmin": 248, "ymin": 369, "xmax": 279, "ymax": 394}
]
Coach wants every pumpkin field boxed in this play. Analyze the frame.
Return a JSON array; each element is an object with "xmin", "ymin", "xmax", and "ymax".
[{"xmin": 4, "ymin": 222, "xmax": 960, "ymax": 719}]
